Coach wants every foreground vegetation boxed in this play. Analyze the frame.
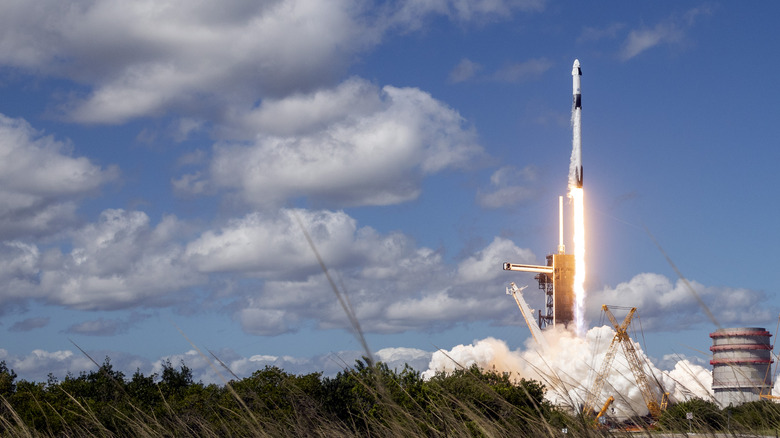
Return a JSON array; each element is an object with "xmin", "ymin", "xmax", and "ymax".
[
  {"xmin": 0, "ymin": 358, "xmax": 562, "ymax": 437},
  {"xmin": 2, "ymin": 359, "xmax": 780, "ymax": 437}
]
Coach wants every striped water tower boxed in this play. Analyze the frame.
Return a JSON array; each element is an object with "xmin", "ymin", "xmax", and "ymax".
[{"xmin": 710, "ymin": 327, "xmax": 773, "ymax": 407}]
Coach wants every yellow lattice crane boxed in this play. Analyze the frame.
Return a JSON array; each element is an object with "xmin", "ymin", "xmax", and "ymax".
[
  {"xmin": 603, "ymin": 306, "xmax": 661, "ymax": 418},
  {"xmin": 582, "ymin": 307, "xmax": 635, "ymax": 417},
  {"xmin": 584, "ymin": 305, "xmax": 668, "ymax": 420}
]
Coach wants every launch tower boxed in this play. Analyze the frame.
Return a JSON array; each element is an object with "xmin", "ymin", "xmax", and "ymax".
[
  {"xmin": 503, "ymin": 254, "xmax": 575, "ymax": 329},
  {"xmin": 503, "ymin": 198, "xmax": 575, "ymax": 329}
]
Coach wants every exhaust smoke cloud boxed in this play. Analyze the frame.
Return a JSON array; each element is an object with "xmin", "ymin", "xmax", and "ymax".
[{"xmin": 424, "ymin": 326, "xmax": 713, "ymax": 417}]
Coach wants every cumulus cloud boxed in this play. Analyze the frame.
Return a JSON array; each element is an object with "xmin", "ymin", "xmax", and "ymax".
[
  {"xmin": 178, "ymin": 78, "xmax": 484, "ymax": 207},
  {"xmin": 0, "ymin": 209, "xmax": 204, "ymax": 312},
  {"xmin": 42, "ymin": 210, "xmax": 204, "ymax": 310},
  {"xmin": 586, "ymin": 272, "xmax": 776, "ymax": 330},
  {"xmin": 185, "ymin": 209, "xmax": 363, "ymax": 278},
  {"xmin": 0, "ymin": 349, "xmax": 96, "ymax": 382},
  {"xmin": 457, "ymin": 236, "xmax": 536, "ymax": 283},
  {"xmin": 0, "ymin": 115, "xmax": 118, "ymax": 238},
  {"xmin": 376, "ymin": 347, "xmax": 432, "ymax": 371},
  {"xmin": 0, "ymin": 202, "xmax": 771, "ymax": 339},
  {"xmin": 0, "ymin": 0, "xmax": 377, "ymax": 123},
  {"xmin": 0, "ymin": 0, "xmax": 543, "ymax": 125},
  {"xmin": 0, "ymin": 205, "xmax": 537, "ymax": 333},
  {"xmin": 186, "ymin": 208, "xmax": 537, "ymax": 335}
]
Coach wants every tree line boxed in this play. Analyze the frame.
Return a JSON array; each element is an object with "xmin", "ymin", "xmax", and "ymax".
[
  {"xmin": 1, "ymin": 358, "xmax": 780, "ymax": 437},
  {"xmin": 0, "ymin": 358, "xmax": 559, "ymax": 437}
]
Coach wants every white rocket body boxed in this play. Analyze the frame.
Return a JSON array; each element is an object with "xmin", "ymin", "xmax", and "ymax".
[{"xmin": 572, "ymin": 59, "xmax": 583, "ymax": 188}]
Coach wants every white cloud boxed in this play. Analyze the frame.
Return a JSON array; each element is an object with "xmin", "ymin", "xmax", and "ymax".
[
  {"xmin": 176, "ymin": 207, "xmax": 538, "ymax": 335},
  {"xmin": 0, "ymin": 205, "xmax": 525, "ymax": 330},
  {"xmin": 151, "ymin": 349, "xmax": 210, "ymax": 378},
  {"xmin": 35, "ymin": 210, "xmax": 203, "ymax": 310},
  {"xmin": 376, "ymin": 347, "xmax": 431, "ymax": 371},
  {"xmin": 587, "ymin": 273, "xmax": 775, "ymax": 330},
  {"xmin": 4, "ymin": 349, "xmax": 95, "ymax": 382},
  {"xmin": 180, "ymin": 78, "xmax": 484, "ymax": 207},
  {"xmin": 0, "ymin": 0, "xmax": 544, "ymax": 125},
  {"xmin": 185, "ymin": 209, "xmax": 361, "ymax": 277},
  {"xmin": 0, "ymin": 203, "xmax": 772, "ymax": 338},
  {"xmin": 620, "ymin": 7, "xmax": 711, "ymax": 60},
  {"xmin": 0, "ymin": 115, "xmax": 118, "ymax": 238},
  {"xmin": 0, "ymin": 0, "xmax": 376, "ymax": 124},
  {"xmin": 457, "ymin": 236, "xmax": 536, "ymax": 283},
  {"xmin": 224, "ymin": 77, "xmax": 384, "ymax": 138}
]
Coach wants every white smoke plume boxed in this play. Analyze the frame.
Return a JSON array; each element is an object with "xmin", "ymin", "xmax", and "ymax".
[
  {"xmin": 568, "ymin": 107, "xmax": 581, "ymax": 188},
  {"xmin": 424, "ymin": 326, "xmax": 714, "ymax": 418}
]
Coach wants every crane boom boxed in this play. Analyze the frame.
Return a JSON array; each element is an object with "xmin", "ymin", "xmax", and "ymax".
[
  {"xmin": 603, "ymin": 305, "xmax": 663, "ymax": 419},
  {"xmin": 596, "ymin": 396, "xmax": 614, "ymax": 421},
  {"xmin": 582, "ymin": 307, "xmax": 635, "ymax": 416},
  {"xmin": 507, "ymin": 282, "xmax": 548, "ymax": 349}
]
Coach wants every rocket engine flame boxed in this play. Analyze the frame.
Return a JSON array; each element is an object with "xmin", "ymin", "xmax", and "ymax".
[{"xmin": 570, "ymin": 186, "xmax": 586, "ymax": 335}]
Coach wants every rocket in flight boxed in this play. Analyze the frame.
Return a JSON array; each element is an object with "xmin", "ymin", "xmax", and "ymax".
[{"xmin": 572, "ymin": 59, "xmax": 583, "ymax": 188}]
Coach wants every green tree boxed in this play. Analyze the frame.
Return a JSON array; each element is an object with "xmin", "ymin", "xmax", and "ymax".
[
  {"xmin": 729, "ymin": 399, "xmax": 780, "ymax": 430},
  {"xmin": 320, "ymin": 359, "xmax": 428, "ymax": 434},
  {"xmin": 426, "ymin": 365, "xmax": 551, "ymax": 435},
  {"xmin": 158, "ymin": 359, "xmax": 193, "ymax": 401},
  {"xmin": 658, "ymin": 398, "xmax": 725, "ymax": 431},
  {"xmin": 126, "ymin": 368, "xmax": 161, "ymax": 409},
  {"xmin": 0, "ymin": 360, "xmax": 17, "ymax": 397},
  {"xmin": 7, "ymin": 380, "xmax": 47, "ymax": 433}
]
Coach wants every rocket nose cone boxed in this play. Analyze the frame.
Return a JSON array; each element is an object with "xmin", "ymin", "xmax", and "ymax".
[{"xmin": 573, "ymin": 59, "xmax": 580, "ymax": 68}]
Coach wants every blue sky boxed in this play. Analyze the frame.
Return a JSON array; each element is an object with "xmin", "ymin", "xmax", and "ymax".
[{"xmin": 0, "ymin": 0, "xmax": 778, "ymax": 383}]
